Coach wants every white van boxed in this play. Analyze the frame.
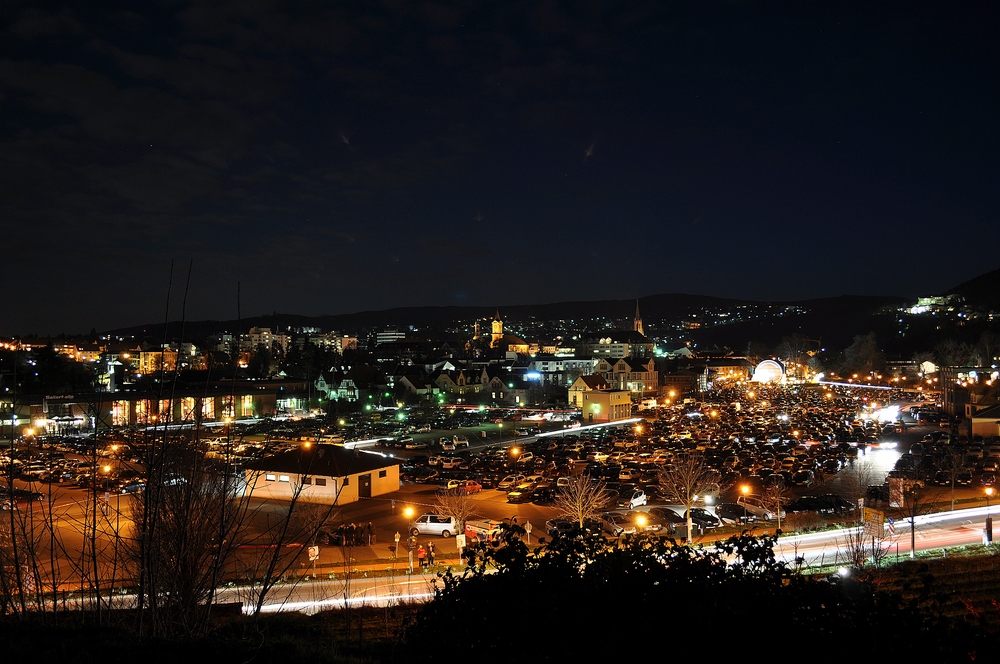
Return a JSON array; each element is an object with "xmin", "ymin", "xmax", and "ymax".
[{"xmin": 409, "ymin": 513, "xmax": 458, "ymax": 538}]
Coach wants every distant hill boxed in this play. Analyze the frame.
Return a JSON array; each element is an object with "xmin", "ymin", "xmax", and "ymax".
[
  {"xmin": 945, "ymin": 267, "xmax": 1000, "ymax": 311},
  {"xmin": 687, "ymin": 295, "xmax": 906, "ymax": 353},
  {"xmin": 108, "ymin": 293, "xmax": 751, "ymax": 340},
  {"xmin": 105, "ymin": 265, "xmax": 1000, "ymax": 353}
]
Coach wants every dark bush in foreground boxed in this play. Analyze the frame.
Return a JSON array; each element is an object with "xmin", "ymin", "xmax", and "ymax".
[{"xmin": 403, "ymin": 525, "xmax": 997, "ymax": 661}]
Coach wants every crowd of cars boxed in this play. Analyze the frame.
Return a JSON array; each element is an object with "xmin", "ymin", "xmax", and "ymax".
[
  {"xmin": 394, "ymin": 384, "xmax": 939, "ymax": 539},
  {"xmin": 884, "ymin": 428, "xmax": 1000, "ymax": 492},
  {"xmin": 1, "ymin": 386, "xmax": 947, "ymax": 535}
]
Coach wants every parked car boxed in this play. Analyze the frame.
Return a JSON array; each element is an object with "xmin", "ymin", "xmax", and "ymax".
[
  {"xmin": 627, "ymin": 510, "xmax": 664, "ymax": 533},
  {"xmin": 737, "ymin": 495, "xmax": 785, "ymax": 521},
  {"xmin": 601, "ymin": 512, "xmax": 637, "ymax": 537},
  {"xmin": 506, "ymin": 489, "xmax": 531, "ymax": 503},
  {"xmin": 618, "ymin": 468, "xmax": 642, "ymax": 482},
  {"xmin": 497, "ymin": 474, "xmax": 526, "ymax": 490},
  {"xmin": 685, "ymin": 508, "xmax": 720, "ymax": 529},
  {"xmin": 716, "ymin": 502, "xmax": 756, "ymax": 524},
  {"xmin": 546, "ymin": 517, "xmax": 576, "ymax": 537},
  {"xmin": 409, "ymin": 513, "xmax": 458, "ymax": 538},
  {"xmin": 530, "ymin": 484, "xmax": 557, "ymax": 504},
  {"xmin": 120, "ymin": 480, "xmax": 146, "ymax": 494},
  {"xmin": 616, "ymin": 488, "xmax": 647, "ymax": 510},
  {"xmin": 458, "ymin": 479, "xmax": 482, "ymax": 495},
  {"xmin": 545, "ymin": 517, "xmax": 601, "ymax": 538},
  {"xmin": 791, "ymin": 470, "xmax": 815, "ymax": 487},
  {"xmin": 647, "ymin": 507, "xmax": 685, "ymax": 533},
  {"xmin": 437, "ymin": 479, "xmax": 482, "ymax": 495}
]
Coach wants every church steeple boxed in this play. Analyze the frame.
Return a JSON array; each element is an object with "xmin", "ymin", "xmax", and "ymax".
[
  {"xmin": 491, "ymin": 310, "xmax": 503, "ymax": 348},
  {"xmin": 633, "ymin": 300, "xmax": 644, "ymax": 337}
]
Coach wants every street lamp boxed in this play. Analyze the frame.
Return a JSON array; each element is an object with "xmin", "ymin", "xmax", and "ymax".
[{"xmin": 510, "ymin": 447, "xmax": 520, "ymax": 475}]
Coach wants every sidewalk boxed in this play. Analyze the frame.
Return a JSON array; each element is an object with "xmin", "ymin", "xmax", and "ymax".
[{"xmin": 300, "ymin": 539, "xmax": 465, "ymax": 578}]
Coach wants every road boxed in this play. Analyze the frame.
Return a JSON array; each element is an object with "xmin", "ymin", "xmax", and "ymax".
[{"xmin": 204, "ymin": 502, "xmax": 1000, "ymax": 616}]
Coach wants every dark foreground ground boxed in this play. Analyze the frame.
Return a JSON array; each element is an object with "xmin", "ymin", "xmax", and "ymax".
[{"xmin": 4, "ymin": 549, "xmax": 1000, "ymax": 663}]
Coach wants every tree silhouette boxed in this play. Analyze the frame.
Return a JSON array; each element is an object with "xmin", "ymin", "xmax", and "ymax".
[
  {"xmin": 656, "ymin": 453, "xmax": 722, "ymax": 541},
  {"xmin": 552, "ymin": 475, "xmax": 613, "ymax": 528},
  {"xmin": 403, "ymin": 529, "xmax": 991, "ymax": 661}
]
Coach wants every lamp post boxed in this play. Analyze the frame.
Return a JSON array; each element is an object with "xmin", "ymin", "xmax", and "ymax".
[
  {"xmin": 510, "ymin": 447, "xmax": 520, "ymax": 477},
  {"xmin": 986, "ymin": 487, "xmax": 994, "ymax": 545}
]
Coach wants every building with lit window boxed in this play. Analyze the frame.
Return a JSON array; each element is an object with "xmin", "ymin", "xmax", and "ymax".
[
  {"xmin": 245, "ymin": 444, "xmax": 400, "ymax": 505},
  {"xmin": 594, "ymin": 357, "xmax": 658, "ymax": 396},
  {"xmin": 579, "ymin": 389, "xmax": 631, "ymax": 423}
]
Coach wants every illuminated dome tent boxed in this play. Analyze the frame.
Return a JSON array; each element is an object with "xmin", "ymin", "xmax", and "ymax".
[{"xmin": 751, "ymin": 359, "xmax": 785, "ymax": 383}]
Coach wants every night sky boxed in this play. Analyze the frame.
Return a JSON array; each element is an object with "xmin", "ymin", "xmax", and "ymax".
[{"xmin": 1, "ymin": 1, "xmax": 995, "ymax": 336}]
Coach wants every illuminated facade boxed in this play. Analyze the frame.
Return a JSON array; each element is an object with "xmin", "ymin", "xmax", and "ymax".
[
  {"xmin": 580, "ymin": 389, "xmax": 631, "ymax": 423},
  {"xmin": 245, "ymin": 444, "xmax": 400, "ymax": 506},
  {"xmin": 595, "ymin": 357, "xmax": 658, "ymax": 395},
  {"xmin": 491, "ymin": 311, "xmax": 504, "ymax": 349},
  {"xmin": 751, "ymin": 359, "xmax": 785, "ymax": 383}
]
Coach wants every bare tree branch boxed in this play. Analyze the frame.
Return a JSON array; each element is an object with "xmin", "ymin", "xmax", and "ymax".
[
  {"xmin": 657, "ymin": 454, "xmax": 723, "ymax": 541},
  {"xmin": 552, "ymin": 475, "xmax": 613, "ymax": 527}
]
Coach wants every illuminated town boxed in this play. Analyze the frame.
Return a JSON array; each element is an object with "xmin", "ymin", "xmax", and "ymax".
[{"xmin": 2, "ymin": 1, "xmax": 997, "ymax": 661}]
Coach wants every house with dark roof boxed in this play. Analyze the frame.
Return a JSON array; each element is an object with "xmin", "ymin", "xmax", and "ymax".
[{"xmin": 245, "ymin": 444, "xmax": 400, "ymax": 505}]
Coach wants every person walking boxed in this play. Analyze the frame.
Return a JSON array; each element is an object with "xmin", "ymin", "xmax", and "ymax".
[
  {"xmin": 364, "ymin": 521, "xmax": 374, "ymax": 545},
  {"xmin": 427, "ymin": 541, "xmax": 436, "ymax": 566},
  {"xmin": 417, "ymin": 544, "xmax": 427, "ymax": 568}
]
